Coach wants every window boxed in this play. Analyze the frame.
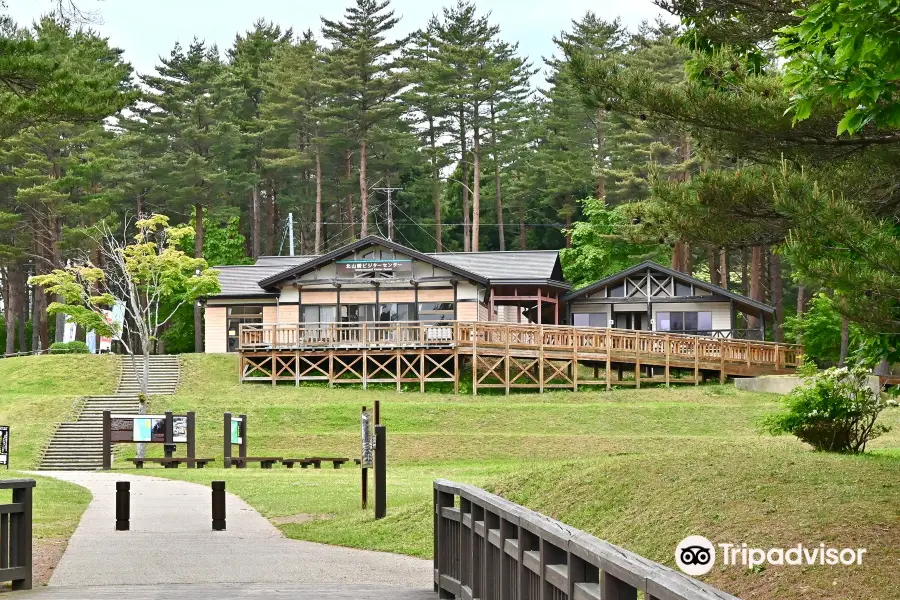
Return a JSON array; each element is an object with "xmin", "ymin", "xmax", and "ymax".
[
  {"xmin": 341, "ymin": 304, "xmax": 377, "ymax": 322},
  {"xmin": 656, "ymin": 311, "xmax": 712, "ymax": 333},
  {"xmin": 572, "ymin": 313, "xmax": 607, "ymax": 328},
  {"xmin": 302, "ymin": 305, "xmax": 337, "ymax": 323},
  {"xmin": 378, "ymin": 303, "xmax": 415, "ymax": 321},
  {"xmin": 226, "ymin": 306, "xmax": 263, "ymax": 353},
  {"xmin": 419, "ymin": 302, "xmax": 454, "ymax": 323},
  {"xmin": 609, "ymin": 282, "xmax": 626, "ymax": 297},
  {"xmin": 675, "ymin": 281, "xmax": 693, "ymax": 296}
]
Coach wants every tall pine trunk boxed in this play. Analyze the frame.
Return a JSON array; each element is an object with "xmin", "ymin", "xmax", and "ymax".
[
  {"xmin": 707, "ymin": 248, "xmax": 717, "ymax": 285},
  {"xmin": 797, "ymin": 285, "xmax": 807, "ymax": 315},
  {"xmin": 719, "ymin": 248, "xmax": 729, "ymax": 289},
  {"xmin": 4, "ymin": 267, "xmax": 16, "ymax": 355},
  {"xmin": 472, "ymin": 124, "xmax": 481, "ymax": 252},
  {"xmin": 564, "ymin": 194, "xmax": 573, "ymax": 248},
  {"xmin": 769, "ymin": 249, "xmax": 783, "ymax": 342},
  {"xmin": 315, "ymin": 146, "xmax": 323, "ymax": 254},
  {"xmin": 345, "ymin": 148, "xmax": 355, "ymax": 242},
  {"xmin": 427, "ymin": 116, "xmax": 442, "ymax": 252},
  {"xmin": 518, "ymin": 193, "xmax": 527, "ymax": 250},
  {"xmin": 193, "ymin": 203, "xmax": 204, "ymax": 353},
  {"xmin": 490, "ymin": 103, "xmax": 504, "ymax": 250},
  {"xmin": 265, "ymin": 184, "xmax": 276, "ymax": 256},
  {"xmin": 747, "ymin": 246, "xmax": 764, "ymax": 330},
  {"xmin": 359, "ymin": 139, "xmax": 369, "ymax": 237},
  {"xmin": 595, "ymin": 108, "xmax": 606, "ymax": 199},
  {"xmin": 250, "ymin": 185, "xmax": 261, "ymax": 259},
  {"xmin": 460, "ymin": 109, "xmax": 470, "ymax": 252}
]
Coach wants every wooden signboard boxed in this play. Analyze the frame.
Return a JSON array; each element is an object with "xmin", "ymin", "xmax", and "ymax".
[
  {"xmin": 361, "ymin": 408, "xmax": 374, "ymax": 469},
  {"xmin": 336, "ymin": 258, "xmax": 412, "ymax": 276},
  {"xmin": 0, "ymin": 426, "xmax": 9, "ymax": 468}
]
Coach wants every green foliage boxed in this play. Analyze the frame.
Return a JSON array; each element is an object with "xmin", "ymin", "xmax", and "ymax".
[
  {"xmin": 562, "ymin": 197, "xmax": 667, "ymax": 287},
  {"xmin": 783, "ymin": 293, "xmax": 845, "ymax": 364},
  {"xmin": 765, "ymin": 365, "xmax": 891, "ymax": 453},
  {"xmin": 49, "ymin": 341, "xmax": 89, "ymax": 354},
  {"xmin": 780, "ymin": 0, "xmax": 900, "ymax": 134}
]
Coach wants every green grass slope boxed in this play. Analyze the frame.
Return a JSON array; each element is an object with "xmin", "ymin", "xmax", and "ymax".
[
  {"xmin": 138, "ymin": 354, "xmax": 899, "ymax": 600},
  {"xmin": 0, "ymin": 354, "xmax": 117, "ymax": 468}
]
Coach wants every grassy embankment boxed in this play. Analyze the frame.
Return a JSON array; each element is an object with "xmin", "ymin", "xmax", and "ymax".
[
  {"xmin": 124, "ymin": 353, "xmax": 899, "ymax": 600},
  {"xmin": 0, "ymin": 354, "xmax": 116, "ymax": 583},
  {"xmin": 0, "ymin": 353, "xmax": 897, "ymax": 597}
]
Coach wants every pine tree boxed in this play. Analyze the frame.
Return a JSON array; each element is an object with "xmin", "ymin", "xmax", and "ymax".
[{"xmin": 321, "ymin": 0, "xmax": 407, "ymax": 238}]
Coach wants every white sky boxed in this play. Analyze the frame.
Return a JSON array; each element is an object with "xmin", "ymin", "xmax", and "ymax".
[{"xmin": 8, "ymin": 0, "xmax": 669, "ymax": 84}]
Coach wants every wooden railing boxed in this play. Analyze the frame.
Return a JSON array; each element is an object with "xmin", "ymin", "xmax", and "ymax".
[
  {"xmin": 239, "ymin": 321, "xmax": 802, "ymax": 372},
  {"xmin": 0, "ymin": 479, "xmax": 33, "ymax": 590},
  {"xmin": 434, "ymin": 479, "xmax": 739, "ymax": 600}
]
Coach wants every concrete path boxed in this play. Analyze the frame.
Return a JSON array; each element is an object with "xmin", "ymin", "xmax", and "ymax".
[{"xmin": 35, "ymin": 471, "xmax": 433, "ymax": 593}]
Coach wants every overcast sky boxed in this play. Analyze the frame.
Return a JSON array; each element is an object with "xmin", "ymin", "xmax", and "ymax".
[{"xmin": 8, "ymin": 0, "xmax": 668, "ymax": 84}]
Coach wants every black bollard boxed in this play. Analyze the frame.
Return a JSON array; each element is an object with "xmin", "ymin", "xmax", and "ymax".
[
  {"xmin": 115, "ymin": 481, "xmax": 130, "ymax": 531},
  {"xmin": 212, "ymin": 481, "xmax": 226, "ymax": 531},
  {"xmin": 374, "ymin": 424, "xmax": 386, "ymax": 520}
]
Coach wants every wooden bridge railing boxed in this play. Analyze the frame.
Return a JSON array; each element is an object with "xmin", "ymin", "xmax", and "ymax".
[
  {"xmin": 241, "ymin": 321, "xmax": 801, "ymax": 372},
  {"xmin": 0, "ymin": 479, "xmax": 33, "ymax": 590},
  {"xmin": 434, "ymin": 479, "xmax": 739, "ymax": 600}
]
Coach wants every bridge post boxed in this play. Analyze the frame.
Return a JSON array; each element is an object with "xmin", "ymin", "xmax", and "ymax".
[{"xmin": 115, "ymin": 481, "xmax": 129, "ymax": 531}]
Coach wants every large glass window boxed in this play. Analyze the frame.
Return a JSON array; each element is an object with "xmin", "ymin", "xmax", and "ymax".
[
  {"xmin": 609, "ymin": 283, "xmax": 626, "ymax": 297},
  {"xmin": 675, "ymin": 281, "xmax": 693, "ymax": 296},
  {"xmin": 227, "ymin": 306, "xmax": 263, "ymax": 353},
  {"xmin": 302, "ymin": 305, "xmax": 337, "ymax": 323},
  {"xmin": 419, "ymin": 302, "xmax": 454, "ymax": 323},
  {"xmin": 341, "ymin": 304, "xmax": 377, "ymax": 322},
  {"xmin": 656, "ymin": 311, "xmax": 712, "ymax": 333},
  {"xmin": 572, "ymin": 313, "xmax": 607, "ymax": 328},
  {"xmin": 378, "ymin": 303, "xmax": 415, "ymax": 321}
]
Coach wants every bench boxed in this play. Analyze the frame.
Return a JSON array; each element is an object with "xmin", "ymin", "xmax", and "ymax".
[
  {"xmin": 130, "ymin": 458, "xmax": 214, "ymax": 469},
  {"xmin": 228, "ymin": 456, "xmax": 282, "ymax": 469},
  {"xmin": 281, "ymin": 457, "xmax": 351, "ymax": 469}
]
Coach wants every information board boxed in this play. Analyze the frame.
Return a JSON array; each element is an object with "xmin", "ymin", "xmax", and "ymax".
[
  {"xmin": 231, "ymin": 417, "xmax": 243, "ymax": 445},
  {"xmin": 0, "ymin": 426, "xmax": 9, "ymax": 467},
  {"xmin": 361, "ymin": 409, "xmax": 374, "ymax": 469}
]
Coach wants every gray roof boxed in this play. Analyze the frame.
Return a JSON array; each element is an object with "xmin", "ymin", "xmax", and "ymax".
[
  {"xmin": 429, "ymin": 250, "xmax": 565, "ymax": 285},
  {"xmin": 254, "ymin": 255, "xmax": 318, "ymax": 268},
  {"xmin": 212, "ymin": 257, "xmax": 316, "ymax": 297}
]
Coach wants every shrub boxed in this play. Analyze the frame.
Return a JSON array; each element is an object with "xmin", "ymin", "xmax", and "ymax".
[
  {"xmin": 49, "ymin": 341, "xmax": 90, "ymax": 354},
  {"xmin": 764, "ymin": 365, "xmax": 890, "ymax": 453}
]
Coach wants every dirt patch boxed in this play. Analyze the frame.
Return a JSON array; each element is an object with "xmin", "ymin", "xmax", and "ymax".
[
  {"xmin": 34, "ymin": 538, "xmax": 68, "ymax": 587},
  {"xmin": 270, "ymin": 513, "xmax": 333, "ymax": 525}
]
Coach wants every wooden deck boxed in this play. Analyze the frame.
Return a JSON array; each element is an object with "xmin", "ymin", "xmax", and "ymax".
[{"xmin": 238, "ymin": 321, "xmax": 801, "ymax": 392}]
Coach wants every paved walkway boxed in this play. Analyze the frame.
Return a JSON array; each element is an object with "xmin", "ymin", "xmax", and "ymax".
[{"xmin": 34, "ymin": 471, "xmax": 433, "ymax": 595}]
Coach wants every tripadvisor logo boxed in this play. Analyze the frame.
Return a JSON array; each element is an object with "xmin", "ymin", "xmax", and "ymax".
[{"xmin": 675, "ymin": 536, "xmax": 868, "ymax": 576}]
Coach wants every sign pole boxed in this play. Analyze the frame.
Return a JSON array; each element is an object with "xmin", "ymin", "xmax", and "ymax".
[
  {"xmin": 223, "ymin": 412, "xmax": 232, "ymax": 469},
  {"xmin": 374, "ymin": 424, "xmax": 386, "ymax": 520},
  {"xmin": 239, "ymin": 414, "xmax": 248, "ymax": 469},
  {"xmin": 102, "ymin": 411, "xmax": 111, "ymax": 470},
  {"xmin": 361, "ymin": 406, "xmax": 368, "ymax": 509}
]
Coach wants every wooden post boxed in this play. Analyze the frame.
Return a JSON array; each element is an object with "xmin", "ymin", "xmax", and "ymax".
[
  {"xmin": 362, "ymin": 349, "xmax": 368, "ymax": 390},
  {"xmin": 374, "ymin": 424, "xmax": 386, "ymax": 520},
  {"xmin": 271, "ymin": 349, "xmax": 276, "ymax": 386},
  {"xmin": 693, "ymin": 340, "xmax": 700, "ymax": 385},
  {"xmin": 665, "ymin": 334, "xmax": 671, "ymax": 387},
  {"xmin": 186, "ymin": 411, "xmax": 196, "ymax": 467},
  {"xmin": 115, "ymin": 481, "xmax": 129, "ymax": 531},
  {"xmin": 634, "ymin": 331, "xmax": 641, "ymax": 389},
  {"xmin": 10, "ymin": 483, "xmax": 32, "ymax": 590},
  {"xmin": 538, "ymin": 325, "xmax": 545, "ymax": 394},
  {"xmin": 505, "ymin": 324, "xmax": 510, "ymax": 395},
  {"xmin": 472, "ymin": 324, "xmax": 478, "ymax": 396},
  {"xmin": 605, "ymin": 330, "xmax": 612, "ymax": 391},
  {"xmin": 420, "ymin": 348, "xmax": 425, "ymax": 393},
  {"xmin": 537, "ymin": 287, "xmax": 542, "ymax": 325},
  {"xmin": 375, "ymin": 400, "xmax": 381, "ymax": 425},
  {"xmin": 361, "ymin": 406, "xmax": 368, "ymax": 510},
  {"xmin": 239, "ymin": 413, "xmax": 248, "ymax": 468},
  {"xmin": 572, "ymin": 327, "xmax": 579, "ymax": 392},
  {"xmin": 720, "ymin": 341, "xmax": 727, "ymax": 384},
  {"xmin": 396, "ymin": 349, "xmax": 402, "ymax": 392},
  {"xmin": 164, "ymin": 411, "xmax": 174, "ymax": 458},
  {"xmin": 453, "ymin": 348, "xmax": 459, "ymax": 395},
  {"xmin": 223, "ymin": 412, "xmax": 232, "ymax": 468},
  {"xmin": 211, "ymin": 481, "xmax": 226, "ymax": 531},
  {"xmin": 102, "ymin": 410, "xmax": 111, "ymax": 470}
]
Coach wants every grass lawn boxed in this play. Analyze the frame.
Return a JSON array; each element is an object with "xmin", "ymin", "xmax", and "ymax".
[
  {"xmin": 111, "ymin": 353, "xmax": 900, "ymax": 600},
  {"xmin": 0, "ymin": 352, "xmax": 896, "ymax": 598}
]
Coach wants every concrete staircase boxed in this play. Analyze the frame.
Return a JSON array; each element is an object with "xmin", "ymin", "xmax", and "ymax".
[
  {"xmin": 117, "ymin": 355, "xmax": 180, "ymax": 395},
  {"xmin": 38, "ymin": 355, "xmax": 181, "ymax": 471}
]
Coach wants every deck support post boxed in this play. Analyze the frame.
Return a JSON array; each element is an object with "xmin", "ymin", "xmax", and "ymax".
[
  {"xmin": 538, "ymin": 325, "xmax": 545, "ymax": 394},
  {"xmin": 362, "ymin": 349, "xmax": 368, "ymax": 390},
  {"xmin": 605, "ymin": 330, "xmax": 612, "ymax": 391},
  {"xmin": 665, "ymin": 334, "xmax": 671, "ymax": 387},
  {"xmin": 396, "ymin": 350, "xmax": 402, "ymax": 392},
  {"xmin": 720, "ymin": 342, "xmax": 727, "ymax": 384},
  {"xmin": 453, "ymin": 349, "xmax": 459, "ymax": 395},
  {"xmin": 420, "ymin": 348, "xmax": 425, "ymax": 393},
  {"xmin": 694, "ymin": 341, "xmax": 700, "ymax": 386},
  {"xmin": 472, "ymin": 325, "xmax": 478, "ymax": 396},
  {"xmin": 295, "ymin": 351, "xmax": 300, "ymax": 387},
  {"xmin": 504, "ymin": 324, "xmax": 510, "ymax": 396},
  {"xmin": 634, "ymin": 331, "xmax": 641, "ymax": 389}
]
